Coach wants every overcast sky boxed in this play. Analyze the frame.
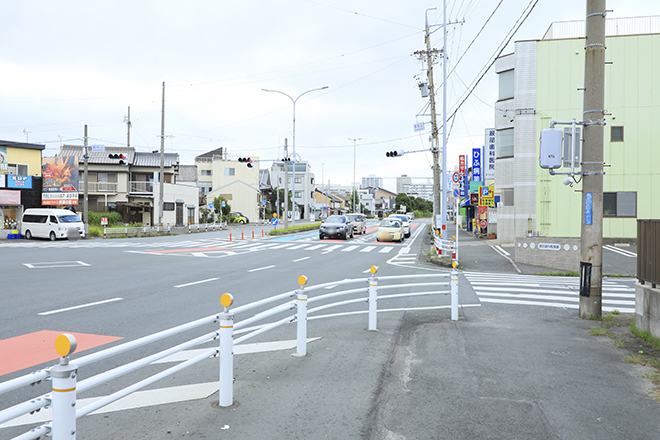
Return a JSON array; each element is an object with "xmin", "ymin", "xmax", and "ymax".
[{"xmin": 2, "ymin": 0, "xmax": 658, "ymax": 192}]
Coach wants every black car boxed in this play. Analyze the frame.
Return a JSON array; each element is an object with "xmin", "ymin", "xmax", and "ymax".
[{"xmin": 319, "ymin": 215, "xmax": 354, "ymax": 240}]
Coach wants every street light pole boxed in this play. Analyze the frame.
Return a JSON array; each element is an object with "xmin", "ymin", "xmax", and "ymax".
[
  {"xmin": 348, "ymin": 137, "xmax": 362, "ymax": 212},
  {"xmin": 262, "ymin": 86, "xmax": 328, "ymax": 225}
]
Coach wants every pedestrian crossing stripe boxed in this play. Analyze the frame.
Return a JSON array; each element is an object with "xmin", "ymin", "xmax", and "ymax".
[{"xmin": 463, "ymin": 271, "xmax": 635, "ymax": 313}]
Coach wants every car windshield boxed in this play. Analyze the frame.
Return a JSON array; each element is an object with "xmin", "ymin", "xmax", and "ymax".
[
  {"xmin": 346, "ymin": 215, "xmax": 361, "ymax": 222},
  {"xmin": 57, "ymin": 215, "xmax": 81, "ymax": 223},
  {"xmin": 381, "ymin": 219, "xmax": 400, "ymax": 227},
  {"xmin": 326, "ymin": 216, "xmax": 345, "ymax": 223},
  {"xmin": 390, "ymin": 215, "xmax": 407, "ymax": 222}
]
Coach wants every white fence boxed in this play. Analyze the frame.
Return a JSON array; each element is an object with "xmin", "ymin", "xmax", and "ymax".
[{"xmin": 0, "ymin": 268, "xmax": 459, "ymax": 440}]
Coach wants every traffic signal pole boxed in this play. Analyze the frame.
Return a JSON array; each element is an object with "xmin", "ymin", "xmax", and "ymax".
[{"xmin": 579, "ymin": 0, "xmax": 606, "ymax": 318}]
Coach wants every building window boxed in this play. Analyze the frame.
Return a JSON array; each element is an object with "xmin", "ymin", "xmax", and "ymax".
[
  {"xmin": 224, "ymin": 168, "xmax": 235, "ymax": 176},
  {"xmin": 7, "ymin": 163, "xmax": 28, "ymax": 175},
  {"xmin": 294, "ymin": 191, "xmax": 302, "ymax": 199},
  {"xmin": 295, "ymin": 177, "xmax": 302, "ymax": 184},
  {"xmin": 498, "ymin": 69, "xmax": 514, "ymax": 101},
  {"xmin": 501, "ymin": 188, "xmax": 514, "ymax": 206},
  {"xmin": 163, "ymin": 202, "xmax": 175, "ymax": 211},
  {"xmin": 611, "ymin": 126, "xmax": 624, "ymax": 142},
  {"xmin": 497, "ymin": 128, "xmax": 514, "ymax": 158},
  {"xmin": 201, "ymin": 169, "xmax": 212, "ymax": 176},
  {"xmin": 603, "ymin": 192, "xmax": 636, "ymax": 217}
]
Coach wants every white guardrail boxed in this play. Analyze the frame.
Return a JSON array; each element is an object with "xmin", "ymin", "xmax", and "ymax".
[
  {"xmin": 102, "ymin": 225, "xmax": 171, "ymax": 238},
  {"xmin": 433, "ymin": 232, "xmax": 457, "ymax": 264},
  {"xmin": 0, "ymin": 267, "xmax": 459, "ymax": 440}
]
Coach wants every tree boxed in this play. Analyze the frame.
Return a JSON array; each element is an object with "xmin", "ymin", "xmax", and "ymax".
[
  {"xmin": 267, "ymin": 188, "xmax": 292, "ymax": 216},
  {"xmin": 349, "ymin": 189, "xmax": 363, "ymax": 212},
  {"xmin": 395, "ymin": 193, "xmax": 411, "ymax": 212},
  {"xmin": 213, "ymin": 196, "xmax": 231, "ymax": 218}
]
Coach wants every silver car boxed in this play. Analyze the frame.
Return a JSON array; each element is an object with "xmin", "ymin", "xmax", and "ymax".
[
  {"xmin": 346, "ymin": 213, "xmax": 367, "ymax": 234},
  {"xmin": 319, "ymin": 215, "xmax": 354, "ymax": 240}
]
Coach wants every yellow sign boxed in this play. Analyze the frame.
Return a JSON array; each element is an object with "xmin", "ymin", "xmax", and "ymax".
[
  {"xmin": 478, "ymin": 186, "xmax": 494, "ymax": 207},
  {"xmin": 479, "ymin": 197, "xmax": 495, "ymax": 207}
]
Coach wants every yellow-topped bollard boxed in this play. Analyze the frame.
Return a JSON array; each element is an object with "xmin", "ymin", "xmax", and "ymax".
[
  {"xmin": 370, "ymin": 266, "xmax": 377, "ymax": 275},
  {"xmin": 220, "ymin": 293, "xmax": 234, "ymax": 308},
  {"xmin": 298, "ymin": 275, "xmax": 308, "ymax": 287},
  {"xmin": 55, "ymin": 333, "xmax": 77, "ymax": 359}
]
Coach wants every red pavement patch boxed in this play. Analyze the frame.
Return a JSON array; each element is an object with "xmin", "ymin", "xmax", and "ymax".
[{"xmin": 0, "ymin": 330, "xmax": 123, "ymax": 376}]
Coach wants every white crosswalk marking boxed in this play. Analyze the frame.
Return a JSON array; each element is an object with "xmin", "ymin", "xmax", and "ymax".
[
  {"xmin": 379, "ymin": 246, "xmax": 393, "ymax": 253},
  {"xmin": 341, "ymin": 245, "xmax": 360, "ymax": 252},
  {"xmin": 360, "ymin": 246, "xmax": 376, "ymax": 253},
  {"xmin": 463, "ymin": 271, "xmax": 635, "ymax": 313}
]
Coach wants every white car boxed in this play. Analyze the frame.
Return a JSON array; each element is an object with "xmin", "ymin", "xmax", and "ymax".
[{"xmin": 388, "ymin": 214, "xmax": 410, "ymax": 238}]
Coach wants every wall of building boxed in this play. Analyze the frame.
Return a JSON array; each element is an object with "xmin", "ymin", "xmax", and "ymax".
[
  {"xmin": 6, "ymin": 147, "xmax": 42, "ymax": 176},
  {"xmin": 535, "ymin": 33, "xmax": 660, "ymax": 239}
]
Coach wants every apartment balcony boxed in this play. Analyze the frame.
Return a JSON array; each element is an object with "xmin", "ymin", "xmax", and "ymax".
[
  {"xmin": 130, "ymin": 181, "xmax": 154, "ymax": 194},
  {"xmin": 87, "ymin": 182, "xmax": 118, "ymax": 193}
]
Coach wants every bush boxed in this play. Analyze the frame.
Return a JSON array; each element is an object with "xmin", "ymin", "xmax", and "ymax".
[{"xmin": 88, "ymin": 211, "xmax": 123, "ymax": 226}]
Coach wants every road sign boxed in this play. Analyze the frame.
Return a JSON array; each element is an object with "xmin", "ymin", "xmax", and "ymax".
[
  {"xmin": 262, "ymin": 200, "xmax": 266, "ymax": 205},
  {"xmin": 452, "ymin": 188, "xmax": 459, "ymax": 198},
  {"xmin": 221, "ymin": 201, "xmax": 226, "ymax": 207},
  {"xmin": 271, "ymin": 218, "xmax": 279, "ymax": 226},
  {"xmin": 413, "ymin": 122, "xmax": 425, "ymax": 132},
  {"xmin": 91, "ymin": 145, "xmax": 105, "ymax": 153},
  {"xmin": 208, "ymin": 203, "xmax": 213, "ymax": 208},
  {"xmin": 452, "ymin": 172, "xmax": 460, "ymax": 183},
  {"xmin": 480, "ymin": 220, "xmax": 487, "ymax": 229}
]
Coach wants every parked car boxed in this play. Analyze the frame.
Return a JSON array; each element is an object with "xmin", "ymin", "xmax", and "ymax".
[
  {"xmin": 346, "ymin": 213, "xmax": 367, "ymax": 234},
  {"xmin": 406, "ymin": 212, "xmax": 415, "ymax": 221},
  {"xmin": 227, "ymin": 212, "xmax": 249, "ymax": 224},
  {"xmin": 376, "ymin": 218, "xmax": 404, "ymax": 242},
  {"xmin": 21, "ymin": 208, "xmax": 85, "ymax": 240},
  {"xmin": 388, "ymin": 214, "xmax": 410, "ymax": 238},
  {"xmin": 319, "ymin": 215, "xmax": 354, "ymax": 240}
]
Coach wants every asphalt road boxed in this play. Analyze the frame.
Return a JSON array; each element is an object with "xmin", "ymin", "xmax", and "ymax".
[{"xmin": 1, "ymin": 220, "xmax": 654, "ymax": 440}]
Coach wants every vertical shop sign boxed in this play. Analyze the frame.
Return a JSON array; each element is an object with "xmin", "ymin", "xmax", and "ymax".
[
  {"xmin": 484, "ymin": 128, "xmax": 496, "ymax": 179},
  {"xmin": 42, "ymin": 156, "xmax": 80, "ymax": 205}
]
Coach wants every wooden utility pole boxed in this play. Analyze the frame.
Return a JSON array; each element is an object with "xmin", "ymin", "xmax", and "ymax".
[
  {"xmin": 579, "ymin": 0, "xmax": 606, "ymax": 318},
  {"xmin": 126, "ymin": 106, "xmax": 131, "ymax": 147}
]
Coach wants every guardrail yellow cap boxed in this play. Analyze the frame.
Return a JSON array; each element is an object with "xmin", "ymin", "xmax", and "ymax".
[
  {"xmin": 220, "ymin": 293, "xmax": 234, "ymax": 308},
  {"xmin": 55, "ymin": 334, "xmax": 77, "ymax": 357}
]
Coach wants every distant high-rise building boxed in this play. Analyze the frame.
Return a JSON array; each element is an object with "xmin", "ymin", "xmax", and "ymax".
[
  {"xmin": 362, "ymin": 174, "xmax": 382, "ymax": 189},
  {"xmin": 396, "ymin": 175, "xmax": 411, "ymax": 195}
]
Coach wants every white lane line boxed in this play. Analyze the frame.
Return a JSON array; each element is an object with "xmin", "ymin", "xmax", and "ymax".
[
  {"xmin": 248, "ymin": 265, "xmax": 276, "ymax": 272},
  {"xmin": 603, "ymin": 245, "xmax": 637, "ymax": 257},
  {"xmin": 38, "ymin": 298, "xmax": 123, "ymax": 316},
  {"xmin": 24, "ymin": 261, "xmax": 90, "ymax": 269},
  {"xmin": 288, "ymin": 244, "xmax": 311, "ymax": 250},
  {"xmin": 293, "ymin": 256, "xmax": 311, "ymax": 262},
  {"xmin": 379, "ymin": 246, "xmax": 394, "ymax": 253},
  {"xmin": 360, "ymin": 246, "xmax": 376, "ymax": 253},
  {"xmin": 153, "ymin": 338, "xmax": 323, "ymax": 364},
  {"xmin": 0, "ymin": 382, "xmax": 219, "ymax": 428},
  {"xmin": 174, "ymin": 278, "xmax": 219, "ymax": 288},
  {"xmin": 495, "ymin": 245, "xmax": 510, "ymax": 256},
  {"xmin": 341, "ymin": 245, "xmax": 360, "ymax": 252}
]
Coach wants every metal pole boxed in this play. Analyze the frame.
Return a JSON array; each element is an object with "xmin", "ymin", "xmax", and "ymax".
[
  {"xmin": 219, "ymin": 311, "xmax": 234, "ymax": 407},
  {"xmin": 368, "ymin": 274, "xmax": 378, "ymax": 331},
  {"xmin": 295, "ymin": 287, "xmax": 308, "ymax": 356},
  {"xmin": 450, "ymin": 265, "xmax": 458, "ymax": 321},
  {"xmin": 83, "ymin": 125, "xmax": 88, "ymax": 238},
  {"xmin": 349, "ymin": 138, "xmax": 362, "ymax": 212},
  {"xmin": 284, "ymin": 139, "xmax": 289, "ymax": 229},
  {"xmin": 579, "ymin": 0, "xmax": 606, "ymax": 318},
  {"xmin": 158, "ymin": 81, "xmax": 165, "ymax": 227},
  {"xmin": 51, "ymin": 334, "xmax": 78, "ymax": 440}
]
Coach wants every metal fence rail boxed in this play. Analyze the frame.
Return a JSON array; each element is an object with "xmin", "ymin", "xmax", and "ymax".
[
  {"xmin": 638, "ymin": 219, "xmax": 660, "ymax": 286},
  {"xmin": 0, "ymin": 267, "xmax": 459, "ymax": 440}
]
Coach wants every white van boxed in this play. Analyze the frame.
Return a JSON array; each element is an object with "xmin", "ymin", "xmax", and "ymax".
[{"xmin": 21, "ymin": 208, "xmax": 85, "ymax": 240}]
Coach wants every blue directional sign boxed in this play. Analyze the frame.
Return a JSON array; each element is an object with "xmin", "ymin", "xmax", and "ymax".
[
  {"xmin": 271, "ymin": 218, "xmax": 279, "ymax": 226},
  {"xmin": 585, "ymin": 192, "xmax": 593, "ymax": 225},
  {"xmin": 208, "ymin": 202, "xmax": 213, "ymax": 208}
]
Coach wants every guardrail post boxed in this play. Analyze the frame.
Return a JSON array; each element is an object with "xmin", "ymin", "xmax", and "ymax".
[
  {"xmin": 294, "ymin": 276, "xmax": 308, "ymax": 357},
  {"xmin": 241, "ymin": 227, "xmax": 244, "ymax": 240},
  {"xmin": 51, "ymin": 334, "xmax": 78, "ymax": 439},
  {"xmin": 229, "ymin": 228, "xmax": 232, "ymax": 242},
  {"xmin": 219, "ymin": 294, "xmax": 234, "ymax": 407},
  {"xmin": 450, "ymin": 264, "xmax": 459, "ymax": 321},
  {"xmin": 103, "ymin": 227, "xmax": 106, "ymax": 239},
  {"xmin": 252, "ymin": 226, "xmax": 255, "ymax": 239},
  {"xmin": 367, "ymin": 266, "xmax": 378, "ymax": 331}
]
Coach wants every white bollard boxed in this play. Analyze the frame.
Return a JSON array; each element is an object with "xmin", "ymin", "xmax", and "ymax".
[
  {"xmin": 218, "ymin": 293, "xmax": 234, "ymax": 407},
  {"xmin": 294, "ymin": 276, "xmax": 308, "ymax": 357},
  {"xmin": 51, "ymin": 334, "xmax": 78, "ymax": 440},
  {"xmin": 450, "ymin": 265, "xmax": 459, "ymax": 321},
  {"xmin": 367, "ymin": 266, "xmax": 378, "ymax": 331}
]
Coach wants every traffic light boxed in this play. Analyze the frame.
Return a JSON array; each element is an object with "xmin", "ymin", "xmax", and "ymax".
[
  {"xmin": 108, "ymin": 153, "xmax": 127, "ymax": 165},
  {"xmin": 386, "ymin": 150, "xmax": 405, "ymax": 157},
  {"xmin": 238, "ymin": 157, "xmax": 254, "ymax": 168},
  {"xmin": 282, "ymin": 157, "xmax": 292, "ymax": 162}
]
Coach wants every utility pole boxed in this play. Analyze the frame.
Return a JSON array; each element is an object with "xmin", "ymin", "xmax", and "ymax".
[
  {"xmin": 158, "ymin": 82, "xmax": 165, "ymax": 226},
  {"xmin": 125, "ymin": 106, "xmax": 131, "ymax": 147},
  {"xmin": 284, "ymin": 138, "xmax": 290, "ymax": 229},
  {"xmin": 579, "ymin": 0, "xmax": 606, "ymax": 318},
  {"xmin": 83, "ymin": 125, "xmax": 89, "ymax": 237}
]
